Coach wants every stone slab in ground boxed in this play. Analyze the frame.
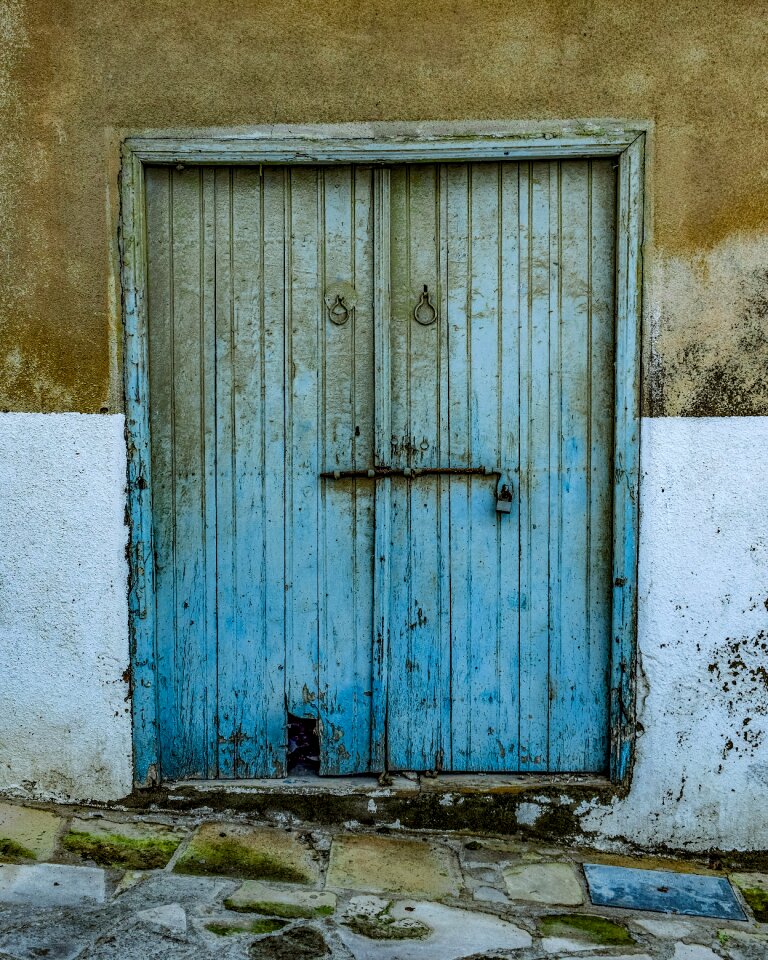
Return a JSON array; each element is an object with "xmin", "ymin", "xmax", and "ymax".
[
  {"xmin": 0, "ymin": 862, "xmax": 106, "ymax": 906},
  {"xmin": 503, "ymin": 862, "xmax": 585, "ymax": 905},
  {"xmin": 225, "ymin": 879, "xmax": 337, "ymax": 917},
  {"xmin": 62, "ymin": 815, "xmax": 186, "ymax": 869},
  {"xmin": 633, "ymin": 917, "xmax": 697, "ymax": 938},
  {"xmin": 338, "ymin": 898, "xmax": 532, "ymax": 959},
  {"xmin": 326, "ymin": 835, "xmax": 461, "ymax": 898},
  {"xmin": 248, "ymin": 925, "xmax": 333, "ymax": 959},
  {"xmin": 717, "ymin": 927, "xmax": 768, "ymax": 958},
  {"xmin": 457, "ymin": 836, "xmax": 531, "ymax": 865},
  {"xmin": 135, "ymin": 903, "xmax": 188, "ymax": 936},
  {"xmin": 729, "ymin": 872, "xmax": 768, "ymax": 922},
  {"xmin": 672, "ymin": 945, "xmax": 721, "ymax": 960},
  {"xmin": 0, "ymin": 803, "xmax": 61, "ymax": 862},
  {"xmin": 0, "ymin": 936, "xmax": 88, "ymax": 960},
  {"xmin": 539, "ymin": 912, "xmax": 635, "ymax": 950},
  {"xmin": 174, "ymin": 822, "xmax": 320, "ymax": 883},
  {"xmin": 584, "ymin": 863, "xmax": 746, "ymax": 921}
]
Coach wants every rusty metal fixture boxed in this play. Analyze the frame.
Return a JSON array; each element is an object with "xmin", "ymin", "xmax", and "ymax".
[
  {"xmin": 319, "ymin": 465, "xmax": 499, "ymax": 480},
  {"xmin": 413, "ymin": 284, "xmax": 437, "ymax": 325}
]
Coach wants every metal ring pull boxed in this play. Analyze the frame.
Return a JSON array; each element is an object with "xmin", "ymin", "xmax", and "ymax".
[
  {"xmin": 414, "ymin": 285, "xmax": 437, "ymax": 326},
  {"xmin": 327, "ymin": 294, "xmax": 350, "ymax": 326}
]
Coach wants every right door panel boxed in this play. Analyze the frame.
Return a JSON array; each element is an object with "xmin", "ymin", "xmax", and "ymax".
[{"xmin": 385, "ymin": 159, "xmax": 616, "ymax": 773}]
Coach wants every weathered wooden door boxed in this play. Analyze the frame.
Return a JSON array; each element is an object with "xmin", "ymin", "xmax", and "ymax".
[
  {"xmin": 145, "ymin": 159, "xmax": 616, "ymax": 779},
  {"xmin": 384, "ymin": 162, "xmax": 615, "ymax": 772}
]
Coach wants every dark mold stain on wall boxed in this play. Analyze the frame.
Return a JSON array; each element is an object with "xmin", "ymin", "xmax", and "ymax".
[
  {"xmin": 708, "ymin": 626, "xmax": 768, "ymax": 762},
  {"xmin": 671, "ymin": 270, "xmax": 768, "ymax": 418}
]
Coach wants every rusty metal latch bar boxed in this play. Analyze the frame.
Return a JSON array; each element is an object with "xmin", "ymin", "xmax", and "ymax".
[{"xmin": 319, "ymin": 466, "xmax": 500, "ymax": 480}]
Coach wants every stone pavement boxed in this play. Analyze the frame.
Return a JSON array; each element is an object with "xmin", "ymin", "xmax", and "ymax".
[{"xmin": 0, "ymin": 801, "xmax": 766, "ymax": 959}]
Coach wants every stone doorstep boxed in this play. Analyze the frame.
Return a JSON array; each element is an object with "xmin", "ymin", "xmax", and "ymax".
[{"xmin": 166, "ymin": 772, "xmax": 609, "ymax": 796}]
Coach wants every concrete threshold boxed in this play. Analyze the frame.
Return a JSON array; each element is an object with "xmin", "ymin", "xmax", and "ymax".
[
  {"xmin": 166, "ymin": 771, "xmax": 610, "ymax": 796},
  {"xmin": 125, "ymin": 772, "xmax": 616, "ymax": 841}
]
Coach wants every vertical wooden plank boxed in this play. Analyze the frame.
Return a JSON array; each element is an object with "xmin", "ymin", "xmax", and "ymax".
[
  {"xmin": 213, "ymin": 168, "xmax": 237, "ymax": 779},
  {"xmin": 216, "ymin": 168, "xmax": 287, "ymax": 777},
  {"xmin": 262, "ymin": 167, "xmax": 289, "ymax": 775},
  {"xmin": 444, "ymin": 163, "xmax": 472, "ymax": 770},
  {"xmin": 549, "ymin": 161, "xmax": 592, "ymax": 770},
  {"xmin": 319, "ymin": 166, "xmax": 376, "ymax": 774},
  {"xmin": 319, "ymin": 165, "xmax": 355, "ymax": 772},
  {"xmin": 588, "ymin": 159, "xmax": 618, "ymax": 771},
  {"xmin": 126, "ymin": 151, "xmax": 159, "ymax": 785},
  {"xmin": 385, "ymin": 166, "xmax": 412, "ymax": 768},
  {"xmin": 143, "ymin": 166, "xmax": 172, "ymax": 783},
  {"xmin": 467, "ymin": 162, "xmax": 509, "ymax": 770},
  {"xmin": 448, "ymin": 163, "xmax": 512, "ymax": 770},
  {"xmin": 387, "ymin": 165, "xmax": 449, "ymax": 771},
  {"xmin": 549, "ymin": 160, "xmax": 616, "ymax": 771},
  {"xmin": 371, "ymin": 168, "xmax": 392, "ymax": 772},
  {"xmin": 149, "ymin": 167, "xmax": 181, "ymax": 779},
  {"xmin": 154, "ymin": 167, "xmax": 217, "ymax": 779},
  {"xmin": 286, "ymin": 167, "xmax": 321, "ymax": 721},
  {"xmin": 518, "ymin": 161, "xmax": 551, "ymax": 771},
  {"xmin": 351, "ymin": 168, "xmax": 377, "ymax": 772},
  {"xmin": 611, "ymin": 137, "xmax": 644, "ymax": 782},
  {"xmin": 497, "ymin": 161, "xmax": 522, "ymax": 771},
  {"xmin": 436, "ymin": 165, "xmax": 452, "ymax": 768}
]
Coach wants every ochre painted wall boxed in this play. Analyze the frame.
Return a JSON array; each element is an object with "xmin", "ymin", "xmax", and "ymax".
[{"xmin": 1, "ymin": 0, "xmax": 767, "ymax": 413}]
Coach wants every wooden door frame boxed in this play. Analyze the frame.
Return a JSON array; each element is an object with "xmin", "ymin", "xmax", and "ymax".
[{"xmin": 121, "ymin": 121, "xmax": 646, "ymax": 787}]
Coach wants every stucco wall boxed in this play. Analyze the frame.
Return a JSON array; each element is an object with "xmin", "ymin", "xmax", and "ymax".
[
  {"xmin": 0, "ymin": 0, "xmax": 767, "ymax": 413},
  {"xmin": 585, "ymin": 417, "xmax": 768, "ymax": 850},
  {"xmin": 1, "ymin": 413, "xmax": 767, "ymax": 848},
  {"xmin": 0, "ymin": 414, "xmax": 132, "ymax": 801},
  {"xmin": 1, "ymin": 1, "xmax": 767, "ymax": 848}
]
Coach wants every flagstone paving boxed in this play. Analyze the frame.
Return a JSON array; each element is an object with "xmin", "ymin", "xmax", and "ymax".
[
  {"xmin": 174, "ymin": 822, "xmax": 321, "ymax": 884},
  {"xmin": 62, "ymin": 815, "xmax": 185, "ymax": 870},
  {"xmin": 0, "ymin": 803, "xmax": 62, "ymax": 862},
  {"xmin": 326, "ymin": 835, "xmax": 462, "ymax": 898},
  {"xmin": 503, "ymin": 862, "xmax": 585, "ymax": 905},
  {"xmin": 0, "ymin": 799, "xmax": 764, "ymax": 958}
]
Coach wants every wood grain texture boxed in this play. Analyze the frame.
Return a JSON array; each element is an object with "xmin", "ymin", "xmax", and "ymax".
[{"xmin": 142, "ymin": 157, "xmax": 622, "ymax": 778}]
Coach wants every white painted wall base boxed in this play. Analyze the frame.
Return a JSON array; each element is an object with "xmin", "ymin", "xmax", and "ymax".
[
  {"xmin": 0, "ymin": 413, "xmax": 766, "ymax": 848},
  {"xmin": 0, "ymin": 414, "xmax": 132, "ymax": 801},
  {"xmin": 581, "ymin": 416, "xmax": 768, "ymax": 850}
]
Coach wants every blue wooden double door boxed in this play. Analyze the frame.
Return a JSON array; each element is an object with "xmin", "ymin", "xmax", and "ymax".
[{"xmin": 145, "ymin": 159, "xmax": 617, "ymax": 779}]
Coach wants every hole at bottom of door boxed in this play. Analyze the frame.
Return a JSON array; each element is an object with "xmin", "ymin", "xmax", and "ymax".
[{"xmin": 287, "ymin": 713, "xmax": 320, "ymax": 774}]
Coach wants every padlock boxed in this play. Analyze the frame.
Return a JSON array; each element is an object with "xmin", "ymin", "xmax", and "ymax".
[{"xmin": 496, "ymin": 483, "xmax": 513, "ymax": 514}]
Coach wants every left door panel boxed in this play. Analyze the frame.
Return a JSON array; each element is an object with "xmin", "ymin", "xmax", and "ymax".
[{"xmin": 146, "ymin": 166, "xmax": 377, "ymax": 779}]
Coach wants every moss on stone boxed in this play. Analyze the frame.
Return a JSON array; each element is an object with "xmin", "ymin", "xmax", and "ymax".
[
  {"xmin": 205, "ymin": 919, "xmax": 287, "ymax": 936},
  {"xmin": 175, "ymin": 838, "xmax": 310, "ymax": 883},
  {"xmin": 62, "ymin": 830, "xmax": 181, "ymax": 869},
  {"xmin": 344, "ymin": 914, "xmax": 430, "ymax": 941},
  {"xmin": 223, "ymin": 897, "xmax": 333, "ymax": 919},
  {"xmin": 739, "ymin": 886, "xmax": 768, "ymax": 923},
  {"xmin": 0, "ymin": 838, "xmax": 36, "ymax": 862},
  {"xmin": 539, "ymin": 913, "xmax": 634, "ymax": 945}
]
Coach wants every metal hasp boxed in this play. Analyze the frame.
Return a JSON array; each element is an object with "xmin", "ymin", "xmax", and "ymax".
[{"xmin": 319, "ymin": 465, "xmax": 498, "ymax": 480}]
